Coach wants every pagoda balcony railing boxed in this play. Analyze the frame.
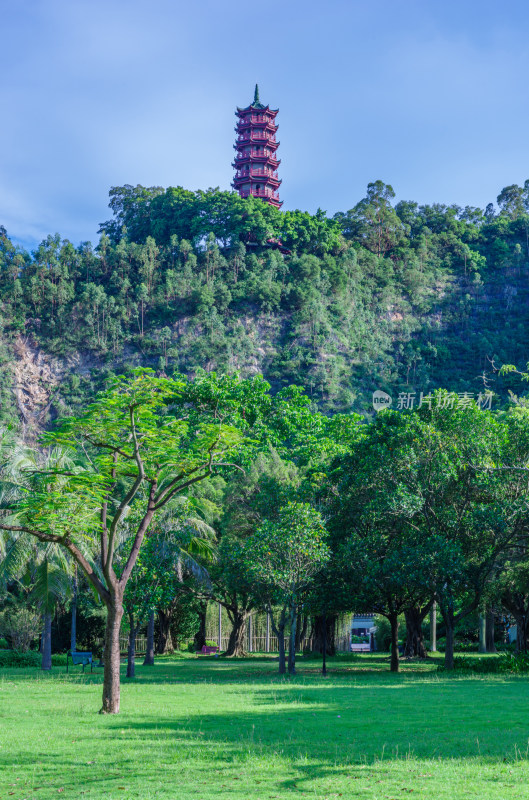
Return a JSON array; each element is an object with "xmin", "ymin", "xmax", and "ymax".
[
  {"xmin": 235, "ymin": 169, "xmax": 279, "ymax": 179},
  {"xmin": 235, "ymin": 125, "xmax": 277, "ymax": 136},
  {"xmin": 240, "ymin": 189, "xmax": 281, "ymax": 201},
  {"xmin": 234, "ymin": 150, "xmax": 279, "ymax": 160},
  {"xmin": 237, "ymin": 134, "xmax": 277, "ymax": 144},
  {"xmin": 236, "ymin": 119, "xmax": 276, "ymax": 130},
  {"xmin": 238, "ymin": 115, "xmax": 275, "ymax": 124}
]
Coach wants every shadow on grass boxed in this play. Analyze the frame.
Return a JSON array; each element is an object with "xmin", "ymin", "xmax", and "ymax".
[
  {"xmin": 8, "ymin": 684, "xmax": 529, "ymax": 794},
  {"xmin": 0, "ymin": 653, "xmax": 461, "ymax": 688},
  {"xmin": 2, "ymin": 657, "xmax": 529, "ymax": 797}
]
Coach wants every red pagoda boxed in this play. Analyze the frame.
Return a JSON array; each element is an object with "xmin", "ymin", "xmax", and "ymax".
[{"xmin": 232, "ymin": 85, "xmax": 282, "ymax": 208}]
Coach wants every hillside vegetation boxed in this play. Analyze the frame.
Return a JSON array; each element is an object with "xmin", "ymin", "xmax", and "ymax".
[{"xmin": 2, "ymin": 179, "xmax": 529, "ymax": 426}]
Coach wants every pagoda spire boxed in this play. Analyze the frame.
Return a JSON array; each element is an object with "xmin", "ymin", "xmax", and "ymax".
[{"xmin": 232, "ymin": 88, "xmax": 282, "ymax": 209}]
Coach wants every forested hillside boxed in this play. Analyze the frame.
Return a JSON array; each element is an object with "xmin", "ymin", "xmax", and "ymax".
[{"xmin": 2, "ymin": 179, "xmax": 529, "ymax": 430}]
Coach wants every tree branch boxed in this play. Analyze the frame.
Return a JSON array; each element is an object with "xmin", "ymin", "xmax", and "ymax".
[
  {"xmin": 119, "ymin": 482, "xmax": 157, "ymax": 588},
  {"xmin": 106, "ymin": 406, "xmax": 145, "ymax": 577},
  {"xmin": 0, "ymin": 523, "xmax": 110, "ymax": 603}
]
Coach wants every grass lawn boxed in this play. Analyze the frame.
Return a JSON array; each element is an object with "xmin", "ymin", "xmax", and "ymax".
[{"xmin": 1, "ymin": 653, "xmax": 529, "ymax": 799}]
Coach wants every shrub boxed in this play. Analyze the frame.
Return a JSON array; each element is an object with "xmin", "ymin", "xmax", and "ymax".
[
  {"xmin": 374, "ymin": 614, "xmax": 405, "ymax": 651},
  {"xmin": 438, "ymin": 652, "xmax": 529, "ymax": 673},
  {"xmin": 0, "ymin": 608, "xmax": 41, "ymax": 652},
  {"xmin": 0, "ymin": 637, "xmax": 8, "ymax": 649},
  {"xmin": 456, "ymin": 641, "xmax": 480, "ymax": 653},
  {"xmin": 499, "ymin": 653, "xmax": 529, "ymax": 672},
  {"xmin": 51, "ymin": 653, "xmax": 68, "ymax": 666},
  {"xmin": 0, "ymin": 650, "xmax": 42, "ymax": 668}
]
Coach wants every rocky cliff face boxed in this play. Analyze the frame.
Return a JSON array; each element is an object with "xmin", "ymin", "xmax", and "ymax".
[{"xmin": 11, "ymin": 338, "xmax": 96, "ymax": 440}]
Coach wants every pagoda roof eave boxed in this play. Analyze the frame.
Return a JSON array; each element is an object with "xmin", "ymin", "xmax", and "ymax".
[
  {"xmin": 236, "ymin": 120, "xmax": 278, "ymax": 129},
  {"xmin": 233, "ymin": 142, "xmax": 280, "ymax": 151},
  {"xmin": 236, "ymin": 104, "xmax": 279, "ymax": 114},
  {"xmin": 232, "ymin": 155, "xmax": 281, "ymax": 165},
  {"xmin": 235, "ymin": 123, "xmax": 279, "ymax": 133}
]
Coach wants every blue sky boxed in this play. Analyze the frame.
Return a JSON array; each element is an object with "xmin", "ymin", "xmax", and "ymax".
[{"xmin": 2, "ymin": 0, "xmax": 529, "ymax": 249}]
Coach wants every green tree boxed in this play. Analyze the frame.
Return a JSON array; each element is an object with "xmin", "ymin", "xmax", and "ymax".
[
  {"xmin": 244, "ymin": 502, "xmax": 330, "ymax": 675},
  {"xmin": 327, "ymin": 397, "xmax": 518, "ymax": 670},
  {"xmin": 0, "ymin": 371, "xmax": 244, "ymax": 713}
]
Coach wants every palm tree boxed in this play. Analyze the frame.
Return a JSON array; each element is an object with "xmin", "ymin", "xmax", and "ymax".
[
  {"xmin": 30, "ymin": 548, "xmax": 72, "ymax": 669},
  {"xmin": 153, "ymin": 502, "xmax": 217, "ymax": 660},
  {"xmin": 118, "ymin": 497, "xmax": 217, "ymax": 674},
  {"xmin": 0, "ymin": 430, "xmax": 95, "ymax": 667},
  {"xmin": 1, "ymin": 529, "xmax": 74, "ymax": 668}
]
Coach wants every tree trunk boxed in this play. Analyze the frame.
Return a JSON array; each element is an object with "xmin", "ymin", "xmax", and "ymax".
[
  {"xmin": 502, "ymin": 592, "xmax": 529, "ymax": 653},
  {"xmin": 389, "ymin": 613, "xmax": 399, "ymax": 673},
  {"xmin": 143, "ymin": 610, "xmax": 155, "ymax": 666},
  {"xmin": 288, "ymin": 604, "xmax": 297, "ymax": 676},
  {"xmin": 322, "ymin": 610, "xmax": 328, "ymax": 676},
  {"xmin": 403, "ymin": 607, "xmax": 427, "ymax": 658},
  {"xmin": 430, "ymin": 601, "xmax": 437, "ymax": 651},
  {"xmin": 269, "ymin": 607, "xmax": 287, "ymax": 674},
  {"xmin": 224, "ymin": 609, "xmax": 249, "ymax": 657},
  {"xmin": 193, "ymin": 601, "xmax": 207, "ymax": 651},
  {"xmin": 512, "ymin": 611, "xmax": 529, "ymax": 653},
  {"xmin": 156, "ymin": 609, "xmax": 174, "ymax": 654},
  {"xmin": 297, "ymin": 611, "xmax": 308, "ymax": 651},
  {"xmin": 501, "ymin": 593, "xmax": 529, "ymax": 653},
  {"xmin": 278, "ymin": 630, "xmax": 286, "ymax": 674},
  {"xmin": 311, "ymin": 614, "xmax": 336, "ymax": 655},
  {"xmin": 444, "ymin": 613, "xmax": 455, "ymax": 670},
  {"xmin": 126, "ymin": 612, "xmax": 137, "ymax": 678},
  {"xmin": 41, "ymin": 612, "xmax": 52, "ymax": 671},
  {"xmin": 478, "ymin": 613, "xmax": 486, "ymax": 653},
  {"xmin": 294, "ymin": 608, "xmax": 303, "ymax": 651},
  {"xmin": 100, "ymin": 597, "xmax": 123, "ymax": 714},
  {"xmin": 486, "ymin": 611, "xmax": 496, "ymax": 653},
  {"xmin": 70, "ymin": 571, "xmax": 78, "ymax": 653}
]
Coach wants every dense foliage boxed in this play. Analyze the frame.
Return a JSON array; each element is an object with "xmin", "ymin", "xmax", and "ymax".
[
  {"xmin": 2, "ymin": 180, "xmax": 529, "ymax": 425},
  {"xmin": 4, "ymin": 181, "xmax": 529, "ymax": 708}
]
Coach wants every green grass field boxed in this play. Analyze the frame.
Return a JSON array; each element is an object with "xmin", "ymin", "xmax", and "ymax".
[{"xmin": 1, "ymin": 653, "xmax": 529, "ymax": 799}]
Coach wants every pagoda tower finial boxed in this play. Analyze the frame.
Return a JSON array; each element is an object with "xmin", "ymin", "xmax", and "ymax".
[{"xmin": 232, "ymin": 90, "xmax": 282, "ymax": 209}]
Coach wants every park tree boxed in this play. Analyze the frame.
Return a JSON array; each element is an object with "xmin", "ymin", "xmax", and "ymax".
[
  {"xmin": 421, "ymin": 398, "xmax": 527, "ymax": 668},
  {"xmin": 141, "ymin": 504, "xmax": 216, "ymax": 660},
  {"xmin": 209, "ymin": 534, "xmax": 261, "ymax": 657},
  {"xmin": 0, "ymin": 371, "xmax": 245, "ymax": 713},
  {"xmin": 327, "ymin": 396, "xmax": 523, "ymax": 670},
  {"xmin": 119, "ymin": 514, "xmax": 214, "ymax": 676},
  {"xmin": 179, "ymin": 390, "xmax": 356, "ymax": 659},
  {"xmin": 327, "ymin": 412, "xmax": 443, "ymax": 671},
  {"xmin": 338, "ymin": 529, "xmax": 448, "ymax": 671},
  {"xmin": 477, "ymin": 404, "xmax": 529, "ymax": 653},
  {"xmin": 244, "ymin": 502, "xmax": 330, "ymax": 675},
  {"xmin": 205, "ymin": 448, "xmax": 299, "ymax": 656}
]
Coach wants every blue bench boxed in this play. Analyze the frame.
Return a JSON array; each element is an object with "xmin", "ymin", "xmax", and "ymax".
[{"xmin": 67, "ymin": 651, "xmax": 93, "ymax": 673}]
